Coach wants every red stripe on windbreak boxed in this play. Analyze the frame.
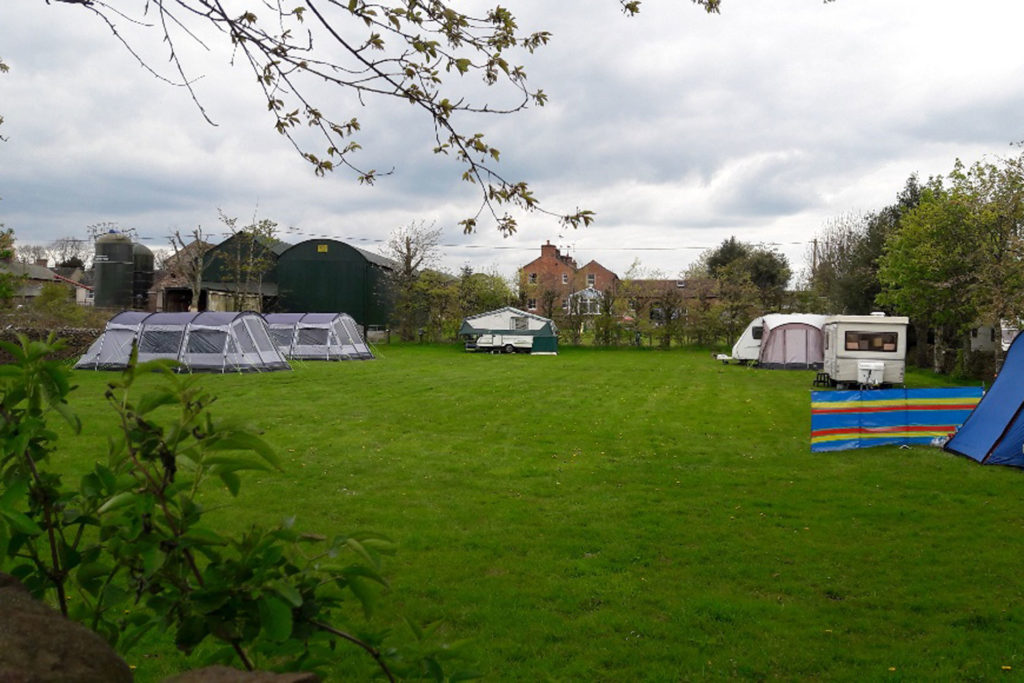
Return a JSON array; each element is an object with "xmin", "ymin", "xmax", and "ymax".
[
  {"xmin": 812, "ymin": 425, "xmax": 958, "ymax": 437},
  {"xmin": 812, "ymin": 404, "xmax": 978, "ymax": 415}
]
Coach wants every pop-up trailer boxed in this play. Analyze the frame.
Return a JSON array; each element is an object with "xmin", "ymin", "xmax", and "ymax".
[{"xmin": 821, "ymin": 313, "xmax": 909, "ymax": 388}]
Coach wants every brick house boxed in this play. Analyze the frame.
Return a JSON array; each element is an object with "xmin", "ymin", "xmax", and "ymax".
[{"xmin": 519, "ymin": 242, "xmax": 619, "ymax": 316}]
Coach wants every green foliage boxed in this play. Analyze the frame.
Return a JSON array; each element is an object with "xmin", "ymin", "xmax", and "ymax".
[
  {"xmin": 0, "ymin": 336, "xmax": 463, "ymax": 679},
  {"xmin": 703, "ymin": 236, "xmax": 791, "ymax": 312},
  {"xmin": 809, "ymin": 176, "xmax": 921, "ymax": 314}
]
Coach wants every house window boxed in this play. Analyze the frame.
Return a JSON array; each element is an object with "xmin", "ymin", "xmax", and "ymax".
[
  {"xmin": 587, "ymin": 273, "xmax": 596, "ymax": 286},
  {"xmin": 562, "ymin": 273, "xmax": 568, "ymax": 284},
  {"xmin": 528, "ymin": 272, "xmax": 537, "ymax": 284},
  {"xmin": 527, "ymin": 298, "xmax": 537, "ymax": 310},
  {"xmin": 844, "ymin": 330, "xmax": 899, "ymax": 352},
  {"xmin": 561, "ymin": 298, "xmax": 569, "ymax": 310}
]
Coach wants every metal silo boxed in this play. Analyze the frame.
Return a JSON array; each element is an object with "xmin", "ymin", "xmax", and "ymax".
[
  {"xmin": 93, "ymin": 232, "xmax": 134, "ymax": 309},
  {"xmin": 132, "ymin": 242, "xmax": 154, "ymax": 309}
]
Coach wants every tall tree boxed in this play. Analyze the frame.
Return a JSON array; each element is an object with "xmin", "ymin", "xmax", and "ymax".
[
  {"xmin": 702, "ymin": 236, "xmax": 790, "ymax": 313},
  {"xmin": 877, "ymin": 175, "xmax": 978, "ymax": 372},
  {"xmin": 216, "ymin": 212, "xmax": 280, "ymax": 312},
  {"xmin": 46, "ymin": 236, "xmax": 90, "ymax": 269},
  {"xmin": 167, "ymin": 227, "xmax": 213, "ymax": 312},
  {"xmin": 386, "ymin": 220, "xmax": 443, "ymax": 341},
  {"xmin": 809, "ymin": 175, "xmax": 921, "ymax": 314}
]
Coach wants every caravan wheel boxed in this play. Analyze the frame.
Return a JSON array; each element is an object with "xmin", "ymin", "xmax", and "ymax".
[{"xmin": 504, "ymin": 344, "xmax": 516, "ymax": 354}]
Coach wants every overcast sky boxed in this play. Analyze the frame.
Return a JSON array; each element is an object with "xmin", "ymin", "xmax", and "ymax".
[{"xmin": 2, "ymin": 0, "xmax": 1022, "ymax": 282}]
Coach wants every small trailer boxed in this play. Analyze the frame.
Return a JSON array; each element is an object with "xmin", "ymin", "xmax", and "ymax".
[
  {"xmin": 473, "ymin": 333, "xmax": 534, "ymax": 354},
  {"xmin": 820, "ymin": 313, "xmax": 909, "ymax": 388},
  {"xmin": 459, "ymin": 306, "xmax": 559, "ymax": 355}
]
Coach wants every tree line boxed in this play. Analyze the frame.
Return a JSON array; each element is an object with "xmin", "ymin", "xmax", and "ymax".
[{"xmin": 805, "ymin": 149, "xmax": 1024, "ymax": 375}]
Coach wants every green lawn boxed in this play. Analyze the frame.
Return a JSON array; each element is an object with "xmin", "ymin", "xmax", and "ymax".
[{"xmin": 58, "ymin": 344, "xmax": 1020, "ymax": 681}]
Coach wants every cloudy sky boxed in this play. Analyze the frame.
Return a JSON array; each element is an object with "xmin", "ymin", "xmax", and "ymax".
[{"xmin": 2, "ymin": 0, "xmax": 1023, "ymax": 282}]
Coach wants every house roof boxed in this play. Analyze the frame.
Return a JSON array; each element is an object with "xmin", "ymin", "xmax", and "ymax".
[{"xmin": 0, "ymin": 260, "xmax": 58, "ymax": 281}]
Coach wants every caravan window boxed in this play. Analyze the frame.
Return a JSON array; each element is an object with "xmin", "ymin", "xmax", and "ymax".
[
  {"xmin": 845, "ymin": 330, "xmax": 899, "ymax": 352},
  {"xmin": 512, "ymin": 316, "xmax": 529, "ymax": 331},
  {"xmin": 752, "ymin": 326, "xmax": 763, "ymax": 341}
]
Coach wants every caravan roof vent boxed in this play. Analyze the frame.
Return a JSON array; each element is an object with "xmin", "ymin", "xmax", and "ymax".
[{"xmin": 870, "ymin": 311, "xmax": 886, "ymax": 317}]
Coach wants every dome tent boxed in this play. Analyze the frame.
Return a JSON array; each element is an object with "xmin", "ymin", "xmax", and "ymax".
[
  {"xmin": 263, "ymin": 312, "xmax": 374, "ymax": 360},
  {"xmin": 75, "ymin": 311, "xmax": 291, "ymax": 372}
]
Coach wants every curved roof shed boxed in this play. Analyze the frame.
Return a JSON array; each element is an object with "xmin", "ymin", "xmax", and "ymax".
[{"xmin": 275, "ymin": 240, "xmax": 394, "ymax": 328}]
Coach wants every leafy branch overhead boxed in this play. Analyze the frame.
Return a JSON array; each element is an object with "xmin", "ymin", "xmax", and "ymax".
[{"xmin": 41, "ymin": 0, "xmax": 732, "ymax": 235}]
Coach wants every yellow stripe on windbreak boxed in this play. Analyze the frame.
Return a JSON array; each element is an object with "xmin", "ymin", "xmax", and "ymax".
[
  {"xmin": 811, "ymin": 430, "xmax": 953, "ymax": 444},
  {"xmin": 811, "ymin": 397, "xmax": 980, "ymax": 410}
]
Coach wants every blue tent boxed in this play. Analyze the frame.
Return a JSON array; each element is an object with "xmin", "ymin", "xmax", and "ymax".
[{"xmin": 944, "ymin": 332, "xmax": 1024, "ymax": 466}]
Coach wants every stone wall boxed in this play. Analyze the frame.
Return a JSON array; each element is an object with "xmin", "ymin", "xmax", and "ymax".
[{"xmin": 0, "ymin": 326, "xmax": 101, "ymax": 364}]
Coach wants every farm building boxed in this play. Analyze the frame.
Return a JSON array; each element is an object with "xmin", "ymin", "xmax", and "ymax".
[
  {"xmin": 195, "ymin": 235, "xmax": 394, "ymax": 331},
  {"xmin": 274, "ymin": 240, "xmax": 394, "ymax": 328},
  {"xmin": 201, "ymin": 233, "xmax": 291, "ymax": 312},
  {"xmin": 75, "ymin": 310, "xmax": 291, "ymax": 373},
  {"xmin": 460, "ymin": 307, "xmax": 558, "ymax": 354}
]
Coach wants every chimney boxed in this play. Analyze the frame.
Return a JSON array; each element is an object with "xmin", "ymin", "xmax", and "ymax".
[{"xmin": 541, "ymin": 241, "xmax": 558, "ymax": 259}]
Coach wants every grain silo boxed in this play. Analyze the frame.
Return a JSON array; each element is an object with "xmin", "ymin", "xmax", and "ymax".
[{"xmin": 93, "ymin": 231, "xmax": 134, "ymax": 308}]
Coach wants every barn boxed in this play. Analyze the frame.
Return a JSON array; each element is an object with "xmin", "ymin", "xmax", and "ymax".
[{"xmin": 274, "ymin": 239, "xmax": 394, "ymax": 330}]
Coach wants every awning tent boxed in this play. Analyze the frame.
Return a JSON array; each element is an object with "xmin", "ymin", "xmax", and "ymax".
[
  {"xmin": 263, "ymin": 312, "xmax": 373, "ymax": 360},
  {"xmin": 730, "ymin": 313, "xmax": 826, "ymax": 368},
  {"xmin": 758, "ymin": 319, "xmax": 825, "ymax": 369},
  {"xmin": 945, "ymin": 332, "xmax": 1024, "ymax": 467},
  {"xmin": 75, "ymin": 311, "xmax": 291, "ymax": 372}
]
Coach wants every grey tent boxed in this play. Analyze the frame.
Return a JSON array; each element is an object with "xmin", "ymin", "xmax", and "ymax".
[
  {"xmin": 75, "ymin": 311, "xmax": 291, "ymax": 372},
  {"xmin": 263, "ymin": 312, "xmax": 374, "ymax": 360}
]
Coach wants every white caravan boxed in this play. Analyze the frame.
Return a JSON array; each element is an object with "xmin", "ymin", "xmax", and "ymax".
[{"xmin": 821, "ymin": 313, "xmax": 909, "ymax": 387}]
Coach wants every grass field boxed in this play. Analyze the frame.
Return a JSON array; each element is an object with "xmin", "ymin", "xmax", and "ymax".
[{"xmin": 55, "ymin": 344, "xmax": 1021, "ymax": 681}]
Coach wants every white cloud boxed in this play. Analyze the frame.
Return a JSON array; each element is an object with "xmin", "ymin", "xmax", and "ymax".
[{"xmin": 2, "ymin": 0, "xmax": 1024, "ymax": 285}]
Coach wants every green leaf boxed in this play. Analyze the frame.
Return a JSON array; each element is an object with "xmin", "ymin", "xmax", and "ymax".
[
  {"xmin": 269, "ymin": 580, "xmax": 303, "ymax": 608},
  {"xmin": 207, "ymin": 430, "xmax": 281, "ymax": 469},
  {"xmin": 175, "ymin": 615, "xmax": 209, "ymax": 653},
  {"xmin": 258, "ymin": 595, "xmax": 293, "ymax": 641},
  {"xmin": 344, "ymin": 537, "xmax": 378, "ymax": 569},
  {"xmin": 218, "ymin": 470, "xmax": 241, "ymax": 496},
  {"xmin": 347, "ymin": 576, "xmax": 376, "ymax": 619},
  {"xmin": 1, "ymin": 509, "xmax": 42, "ymax": 536},
  {"xmin": 77, "ymin": 562, "xmax": 112, "ymax": 597},
  {"xmin": 0, "ymin": 477, "xmax": 28, "ymax": 507},
  {"xmin": 98, "ymin": 491, "xmax": 135, "ymax": 514},
  {"xmin": 136, "ymin": 388, "xmax": 180, "ymax": 415},
  {"xmin": 205, "ymin": 455, "xmax": 274, "ymax": 472},
  {"xmin": 182, "ymin": 526, "xmax": 228, "ymax": 546}
]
